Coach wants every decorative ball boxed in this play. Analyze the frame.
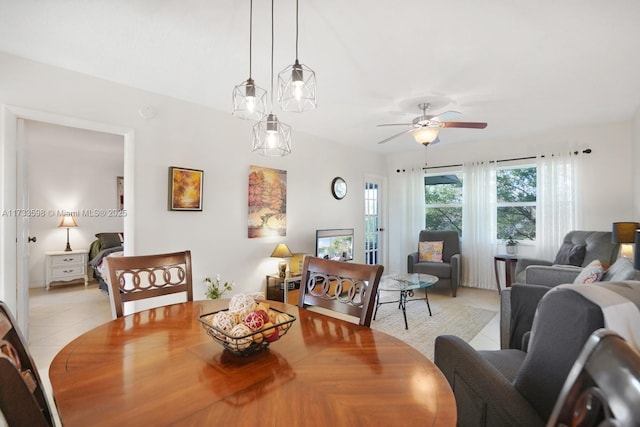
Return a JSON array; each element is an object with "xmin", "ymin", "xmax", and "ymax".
[
  {"xmin": 255, "ymin": 309, "xmax": 270, "ymax": 324},
  {"xmin": 275, "ymin": 313, "xmax": 292, "ymax": 333},
  {"xmin": 244, "ymin": 311, "xmax": 265, "ymax": 331},
  {"xmin": 256, "ymin": 301, "xmax": 270, "ymax": 313},
  {"xmin": 228, "ymin": 324, "xmax": 253, "ymax": 351},
  {"xmin": 229, "ymin": 294, "xmax": 257, "ymax": 320},
  {"xmin": 211, "ymin": 311, "xmax": 237, "ymax": 335},
  {"xmin": 267, "ymin": 309, "xmax": 279, "ymax": 323},
  {"xmin": 252, "ymin": 331, "xmax": 264, "ymax": 344},
  {"xmin": 261, "ymin": 322, "xmax": 279, "ymax": 342}
]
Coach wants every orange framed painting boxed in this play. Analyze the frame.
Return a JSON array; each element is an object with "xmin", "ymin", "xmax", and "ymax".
[{"xmin": 168, "ymin": 167, "xmax": 203, "ymax": 211}]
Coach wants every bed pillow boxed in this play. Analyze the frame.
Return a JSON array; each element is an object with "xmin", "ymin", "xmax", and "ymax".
[
  {"xmin": 573, "ymin": 260, "xmax": 604, "ymax": 284},
  {"xmin": 96, "ymin": 233, "xmax": 122, "ymax": 249},
  {"xmin": 554, "ymin": 243, "xmax": 587, "ymax": 266},
  {"xmin": 418, "ymin": 241, "xmax": 444, "ymax": 263}
]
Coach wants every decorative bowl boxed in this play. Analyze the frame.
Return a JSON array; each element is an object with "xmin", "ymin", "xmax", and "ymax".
[{"xmin": 199, "ymin": 306, "xmax": 296, "ymax": 356}]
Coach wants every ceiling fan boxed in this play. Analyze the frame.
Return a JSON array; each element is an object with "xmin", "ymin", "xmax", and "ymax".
[{"xmin": 376, "ymin": 102, "xmax": 487, "ymax": 145}]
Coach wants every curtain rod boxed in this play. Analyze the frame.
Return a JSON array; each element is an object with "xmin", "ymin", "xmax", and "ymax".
[{"xmin": 400, "ymin": 148, "xmax": 593, "ymax": 172}]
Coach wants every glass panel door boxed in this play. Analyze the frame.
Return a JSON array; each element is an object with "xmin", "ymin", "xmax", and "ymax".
[{"xmin": 364, "ymin": 179, "xmax": 382, "ymax": 265}]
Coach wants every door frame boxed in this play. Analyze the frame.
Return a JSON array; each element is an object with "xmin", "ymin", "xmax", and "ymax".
[
  {"xmin": 1, "ymin": 104, "xmax": 135, "ymax": 334},
  {"xmin": 364, "ymin": 174, "xmax": 388, "ymax": 269}
]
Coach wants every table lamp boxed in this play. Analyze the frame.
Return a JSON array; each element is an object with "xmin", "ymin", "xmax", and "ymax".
[
  {"xmin": 271, "ymin": 243, "xmax": 293, "ymax": 278},
  {"xmin": 612, "ymin": 221, "xmax": 639, "ymax": 260},
  {"xmin": 58, "ymin": 215, "xmax": 78, "ymax": 252}
]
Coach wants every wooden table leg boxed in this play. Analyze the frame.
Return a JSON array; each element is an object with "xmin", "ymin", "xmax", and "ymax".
[{"xmin": 494, "ymin": 257, "xmax": 502, "ymax": 294}]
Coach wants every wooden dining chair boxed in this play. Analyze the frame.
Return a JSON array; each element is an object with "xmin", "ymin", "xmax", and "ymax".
[
  {"xmin": 0, "ymin": 301, "xmax": 55, "ymax": 427},
  {"xmin": 297, "ymin": 256, "xmax": 384, "ymax": 327},
  {"xmin": 106, "ymin": 250, "xmax": 193, "ymax": 318}
]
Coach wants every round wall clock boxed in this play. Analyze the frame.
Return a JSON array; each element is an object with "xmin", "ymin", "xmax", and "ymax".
[{"xmin": 331, "ymin": 177, "xmax": 347, "ymax": 200}]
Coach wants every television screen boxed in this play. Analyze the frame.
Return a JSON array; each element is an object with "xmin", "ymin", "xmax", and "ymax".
[{"xmin": 316, "ymin": 229, "xmax": 354, "ymax": 261}]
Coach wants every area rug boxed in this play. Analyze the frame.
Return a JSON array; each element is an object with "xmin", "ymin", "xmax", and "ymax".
[{"xmin": 370, "ymin": 290, "xmax": 497, "ymax": 360}]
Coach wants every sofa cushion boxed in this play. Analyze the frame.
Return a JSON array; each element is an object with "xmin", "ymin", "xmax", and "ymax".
[
  {"xmin": 412, "ymin": 262, "xmax": 452, "ymax": 278},
  {"xmin": 553, "ymin": 243, "xmax": 586, "ymax": 266},
  {"xmin": 602, "ymin": 257, "xmax": 637, "ymax": 282},
  {"xmin": 573, "ymin": 260, "xmax": 603, "ymax": 284},
  {"xmin": 418, "ymin": 241, "xmax": 444, "ymax": 263}
]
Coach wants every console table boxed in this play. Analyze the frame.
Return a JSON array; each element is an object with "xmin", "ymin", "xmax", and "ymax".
[
  {"xmin": 266, "ymin": 272, "xmax": 302, "ymax": 303},
  {"xmin": 45, "ymin": 249, "xmax": 89, "ymax": 289}
]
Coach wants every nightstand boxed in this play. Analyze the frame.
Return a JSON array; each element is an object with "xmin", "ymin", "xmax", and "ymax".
[
  {"xmin": 45, "ymin": 249, "xmax": 89, "ymax": 290},
  {"xmin": 266, "ymin": 272, "xmax": 302, "ymax": 303}
]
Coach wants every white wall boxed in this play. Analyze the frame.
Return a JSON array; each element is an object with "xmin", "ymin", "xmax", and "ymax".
[
  {"xmin": 632, "ymin": 105, "xmax": 640, "ymax": 219},
  {"xmin": 25, "ymin": 120, "xmax": 124, "ymax": 286},
  {"xmin": 0, "ymin": 52, "xmax": 386, "ymax": 300},
  {"xmin": 385, "ymin": 121, "xmax": 635, "ymax": 275}
]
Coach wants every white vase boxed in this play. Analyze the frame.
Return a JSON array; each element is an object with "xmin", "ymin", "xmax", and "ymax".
[{"xmin": 506, "ymin": 245, "xmax": 517, "ymax": 255}]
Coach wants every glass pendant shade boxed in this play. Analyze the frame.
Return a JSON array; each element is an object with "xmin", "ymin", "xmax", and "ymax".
[
  {"xmin": 233, "ymin": 78, "xmax": 267, "ymax": 121},
  {"xmin": 252, "ymin": 113, "xmax": 292, "ymax": 156},
  {"xmin": 278, "ymin": 59, "xmax": 317, "ymax": 112},
  {"xmin": 412, "ymin": 127, "xmax": 440, "ymax": 144}
]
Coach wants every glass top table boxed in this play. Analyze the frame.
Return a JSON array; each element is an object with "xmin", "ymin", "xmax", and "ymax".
[{"xmin": 373, "ymin": 273, "xmax": 439, "ymax": 330}]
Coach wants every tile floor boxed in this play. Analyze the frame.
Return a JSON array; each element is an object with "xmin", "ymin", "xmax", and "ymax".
[{"xmin": 28, "ymin": 281, "xmax": 500, "ymax": 426}]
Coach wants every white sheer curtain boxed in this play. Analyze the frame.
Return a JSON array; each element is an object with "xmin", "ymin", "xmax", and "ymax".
[
  {"xmin": 462, "ymin": 161, "xmax": 497, "ymax": 289},
  {"xmin": 398, "ymin": 167, "xmax": 426, "ymax": 257},
  {"xmin": 536, "ymin": 151, "xmax": 582, "ymax": 260}
]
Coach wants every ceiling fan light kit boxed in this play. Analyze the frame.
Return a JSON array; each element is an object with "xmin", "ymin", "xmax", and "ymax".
[
  {"xmin": 412, "ymin": 127, "xmax": 440, "ymax": 144},
  {"xmin": 376, "ymin": 102, "xmax": 488, "ymax": 145}
]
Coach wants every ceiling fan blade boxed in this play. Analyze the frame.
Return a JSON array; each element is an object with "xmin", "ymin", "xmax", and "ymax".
[
  {"xmin": 430, "ymin": 110, "xmax": 461, "ymax": 122},
  {"xmin": 377, "ymin": 129, "xmax": 411, "ymax": 144},
  {"xmin": 376, "ymin": 123, "xmax": 413, "ymax": 127},
  {"xmin": 441, "ymin": 122, "xmax": 488, "ymax": 129}
]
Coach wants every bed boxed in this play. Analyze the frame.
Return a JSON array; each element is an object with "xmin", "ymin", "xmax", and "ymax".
[{"xmin": 88, "ymin": 232, "xmax": 124, "ymax": 292}]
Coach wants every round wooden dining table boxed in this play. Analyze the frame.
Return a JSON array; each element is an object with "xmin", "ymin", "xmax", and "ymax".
[{"xmin": 49, "ymin": 299, "xmax": 456, "ymax": 426}]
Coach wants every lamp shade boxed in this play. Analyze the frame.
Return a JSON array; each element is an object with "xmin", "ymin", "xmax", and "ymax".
[
  {"xmin": 271, "ymin": 243, "xmax": 293, "ymax": 258},
  {"xmin": 58, "ymin": 215, "xmax": 78, "ymax": 228},
  {"xmin": 612, "ymin": 222, "xmax": 639, "ymax": 244},
  {"xmin": 412, "ymin": 127, "xmax": 440, "ymax": 144},
  {"xmin": 635, "ymin": 231, "xmax": 640, "ymax": 270}
]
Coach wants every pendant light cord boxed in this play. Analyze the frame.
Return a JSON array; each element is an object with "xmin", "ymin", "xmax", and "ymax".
[
  {"xmin": 270, "ymin": 0, "xmax": 274, "ymax": 107},
  {"xmin": 295, "ymin": 0, "xmax": 299, "ymax": 60},
  {"xmin": 249, "ymin": 0, "xmax": 253, "ymax": 78}
]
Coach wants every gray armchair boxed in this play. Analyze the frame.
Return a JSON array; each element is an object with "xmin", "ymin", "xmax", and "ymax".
[
  {"xmin": 407, "ymin": 230, "xmax": 461, "ymax": 297},
  {"xmin": 501, "ymin": 257, "xmax": 638, "ymax": 350},
  {"xmin": 514, "ymin": 230, "xmax": 619, "ymax": 285},
  {"xmin": 435, "ymin": 284, "xmax": 616, "ymax": 426}
]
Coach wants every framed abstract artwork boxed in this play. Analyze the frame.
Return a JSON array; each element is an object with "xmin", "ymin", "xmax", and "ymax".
[{"xmin": 168, "ymin": 166, "xmax": 203, "ymax": 211}]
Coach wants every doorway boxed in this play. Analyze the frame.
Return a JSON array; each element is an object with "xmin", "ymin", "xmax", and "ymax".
[
  {"xmin": 364, "ymin": 175, "xmax": 387, "ymax": 268},
  {"xmin": 1, "ymin": 105, "xmax": 135, "ymax": 335}
]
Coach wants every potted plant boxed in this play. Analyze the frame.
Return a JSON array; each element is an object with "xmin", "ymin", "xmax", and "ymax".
[{"xmin": 505, "ymin": 237, "xmax": 518, "ymax": 255}]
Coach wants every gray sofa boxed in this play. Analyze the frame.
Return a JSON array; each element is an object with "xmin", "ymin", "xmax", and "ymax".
[
  {"xmin": 500, "ymin": 256, "xmax": 638, "ymax": 349},
  {"xmin": 407, "ymin": 230, "xmax": 461, "ymax": 297},
  {"xmin": 514, "ymin": 230, "xmax": 619, "ymax": 285}
]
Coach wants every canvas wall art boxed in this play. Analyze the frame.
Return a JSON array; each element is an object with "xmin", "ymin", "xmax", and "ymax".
[
  {"xmin": 248, "ymin": 165, "xmax": 287, "ymax": 238},
  {"xmin": 169, "ymin": 167, "xmax": 203, "ymax": 211}
]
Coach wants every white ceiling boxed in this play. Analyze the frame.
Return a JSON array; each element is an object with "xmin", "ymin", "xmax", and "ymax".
[{"xmin": 1, "ymin": 0, "xmax": 640, "ymax": 153}]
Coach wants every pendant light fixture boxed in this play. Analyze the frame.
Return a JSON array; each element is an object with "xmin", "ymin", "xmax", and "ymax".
[
  {"xmin": 252, "ymin": 0, "xmax": 292, "ymax": 156},
  {"xmin": 277, "ymin": 0, "xmax": 317, "ymax": 112},
  {"xmin": 232, "ymin": 0, "xmax": 267, "ymax": 121}
]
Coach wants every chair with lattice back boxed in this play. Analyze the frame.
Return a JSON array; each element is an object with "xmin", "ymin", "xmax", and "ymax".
[
  {"xmin": 0, "ymin": 301, "xmax": 55, "ymax": 427},
  {"xmin": 106, "ymin": 250, "xmax": 193, "ymax": 318},
  {"xmin": 297, "ymin": 256, "xmax": 384, "ymax": 327}
]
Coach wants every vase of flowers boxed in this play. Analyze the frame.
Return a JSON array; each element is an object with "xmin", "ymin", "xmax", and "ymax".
[{"xmin": 204, "ymin": 274, "xmax": 233, "ymax": 299}]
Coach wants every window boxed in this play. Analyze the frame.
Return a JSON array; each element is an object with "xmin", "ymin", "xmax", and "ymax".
[
  {"xmin": 496, "ymin": 166, "xmax": 536, "ymax": 241},
  {"xmin": 424, "ymin": 173, "xmax": 463, "ymax": 234}
]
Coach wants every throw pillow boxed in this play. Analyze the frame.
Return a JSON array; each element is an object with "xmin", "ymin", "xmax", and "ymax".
[
  {"xmin": 573, "ymin": 260, "xmax": 604, "ymax": 284},
  {"xmin": 554, "ymin": 243, "xmax": 587, "ymax": 266},
  {"xmin": 96, "ymin": 233, "xmax": 122, "ymax": 249},
  {"xmin": 418, "ymin": 241, "xmax": 444, "ymax": 263}
]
